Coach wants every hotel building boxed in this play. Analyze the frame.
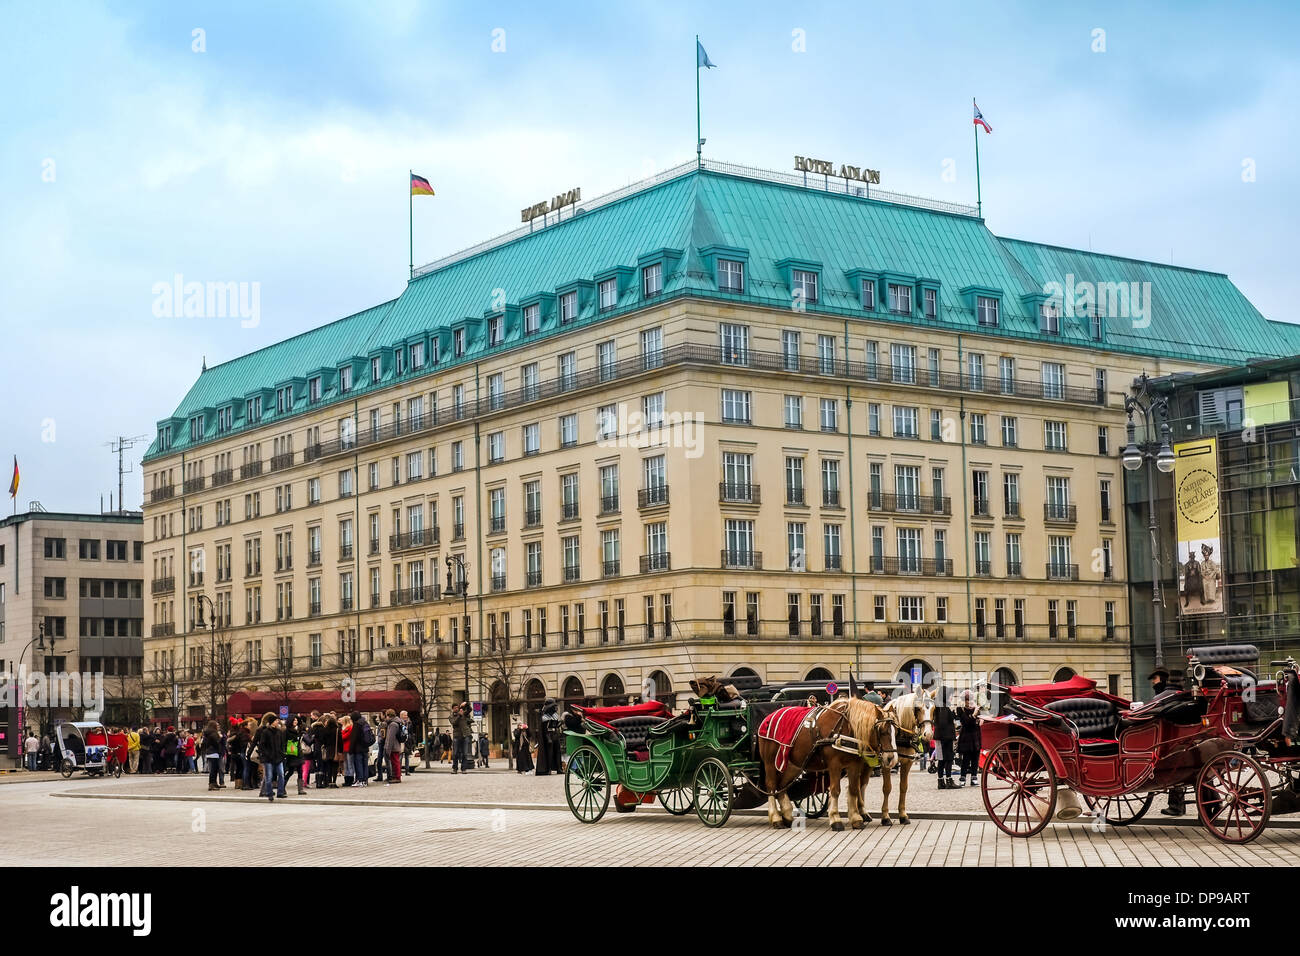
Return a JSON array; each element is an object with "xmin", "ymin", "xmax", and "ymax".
[{"xmin": 140, "ymin": 159, "xmax": 1300, "ymax": 739}]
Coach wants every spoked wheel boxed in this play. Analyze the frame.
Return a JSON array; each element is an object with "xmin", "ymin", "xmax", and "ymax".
[
  {"xmin": 564, "ymin": 746, "xmax": 611, "ymax": 824},
  {"xmin": 1084, "ymin": 791, "xmax": 1156, "ymax": 826},
  {"xmin": 1197, "ymin": 750, "xmax": 1271, "ymax": 844},
  {"xmin": 981, "ymin": 736, "xmax": 1057, "ymax": 837},
  {"xmin": 60, "ymin": 758, "xmax": 75, "ymax": 779},
  {"xmin": 795, "ymin": 774, "xmax": 830, "ymax": 819},
  {"xmin": 109, "ymin": 757, "xmax": 123, "ymax": 779},
  {"xmin": 656, "ymin": 786, "xmax": 695, "ymax": 815},
  {"xmin": 693, "ymin": 758, "xmax": 733, "ymax": 828}
]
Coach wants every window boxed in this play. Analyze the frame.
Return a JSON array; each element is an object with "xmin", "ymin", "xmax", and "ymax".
[
  {"xmin": 974, "ymin": 531, "xmax": 992, "ymax": 574},
  {"xmin": 999, "ymin": 356, "xmax": 1015, "ymax": 395},
  {"xmin": 79, "ymin": 538, "xmax": 100, "ymax": 560},
  {"xmin": 487, "ymin": 316, "xmax": 503, "ymax": 346},
  {"xmin": 406, "ymin": 451, "xmax": 422, "ymax": 481},
  {"xmin": 488, "ymin": 373, "xmax": 504, "ymax": 409},
  {"xmin": 891, "ymin": 344, "xmax": 916, "ymax": 383},
  {"xmin": 820, "ymin": 399, "xmax": 838, "ymax": 432},
  {"xmin": 339, "ymin": 365, "xmax": 353, "ymax": 393},
  {"xmin": 520, "ymin": 362, "xmax": 540, "ymax": 401},
  {"xmin": 817, "ymin": 334, "xmax": 835, "ymax": 374},
  {"xmin": 276, "ymin": 385, "xmax": 293, "ymax": 414},
  {"xmin": 1040, "ymin": 300, "xmax": 1061, "ymax": 334},
  {"xmin": 874, "ymin": 595, "xmax": 886, "ymax": 622},
  {"xmin": 598, "ymin": 278, "xmax": 617, "ymax": 311},
  {"xmin": 930, "ymin": 409, "xmax": 943, "ymax": 441},
  {"xmin": 561, "ymin": 473, "xmax": 579, "ymax": 519},
  {"xmin": 719, "ymin": 258, "xmax": 744, "ymax": 292},
  {"xmin": 308, "ymin": 376, "xmax": 322, "ymax": 403},
  {"xmin": 217, "ymin": 406, "xmax": 233, "ymax": 433},
  {"xmin": 722, "ymin": 389, "xmax": 752, "ymax": 424},
  {"xmin": 1044, "ymin": 420, "xmax": 1068, "ymax": 451},
  {"xmin": 488, "ymin": 432, "xmax": 505, "ymax": 463},
  {"xmin": 897, "ymin": 527, "xmax": 921, "ymax": 572},
  {"xmin": 865, "ymin": 341, "xmax": 879, "ymax": 380},
  {"xmin": 976, "ymin": 295, "xmax": 999, "ymax": 327},
  {"xmin": 307, "ymin": 477, "xmax": 320, "ymax": 504},
  {"xmin": 821, "ymin": 459, "xmax": 840, "ymax": 507},
  {"xmin": 642, "ymin": 392, "xmax": 664, "ymax": 428},
  {"xmin": 642, "ymin": 262, "xmax": 662, "ymax": 297},
  {"xmin": 792, "ymin": 269, "xmax": 818, "ymax": 304},
  {"xmin": 784, "ymin": 395, "xmax": 803, "ymax": 429},
  {"xmin": 823, "ymin": 524, "xmax": 842, "ymax": 569},
  {"xmin": 724, "ymin": 519, "xmax": 755, "ymax": 564},
  {"xmin": 453, "ymin": 328, "xmax": 465, "ymax": 357},
  {"xmin": 899, "ymin": 596, "xmax": 924, "ymax": 623},
  {"xmin": 557, "ymin": 352, "xmax": 576, "ymax": 390},
  {"xmin": 597, "ymin": 340, "xmax": 616, "ymax": 381},
  {"xmin": 719, "ymin": 323, "xmax": 749, "ymax": 365},
  {"xmin": 639, "ymin": 327, "xmax": 663, "ymax": 369},
  {"xmin": 969, "ymin": 413, "xmax": 986, "ymax": 445},
  {"xmin": 895, "ymin": 465, "xmax": 920, "ymax": 510},
  {"xmin": 43, "ymin": 577, "xmax": 66, "ymax": 598},
  {"xmin": 523, "ymin": 423, "xmax": 540, "ymax": 455},
  {"xmin": 563, "ymin": 535, "xmax": 581, "ymax": 579},
  {"xmin": 888, "ymin": 283, "xmax": 912, "ymax": 315},
  {"xmin": 972, "ymin": 469, "xmax": 989, "ymax": 515},
  {"xmin": 560, "ymin": 290, "xmax": 578, "ymax": 323},
  {"xmin": 338, "ymin": 469, "xmax": 353, "ymax": 498},
  {"xmin": 394, "ymin": 347, "xmax": 406, "ymax": 375},
  {"xmin": 370, "ymin": 356, "xmax": 382, "ymax": 383},
  {"xmin": 868, "ymin": 403, "xmax": 880, "ymax": 436},
  {"xmin": 1042, "ymin": 362, "xmax": 1065, "ymax": 400},
  {"xmin": 967, "ymin": 353, "xmax": 985, "ymax": 389},
  {"xmin": 599, "ymin": 464, "xmax": 620, "ymax": 514},
  {"xmin": 861, "ymin": 278, "xmax": 876, "ymax": 310},
  {"xmin": 560, "ymin": 413, "xmax": 577, "ymax": 447},
  {"xmin": 782, "ymin": 330, "xmax": 800, "ymax": 371},
  {"xmin": 892, "ymin": 406, "xmax": 918, "ymax": 438},
  {"xmin": 410, "ymin": 341, "xmax": 425, "ymax": 368},
  {"xmin": 1006, "ymin": 533, "xmax": 1022, "ymax": 575},
  {"xmin": 787, "ymin": 521, "xmax": 806, "ymax": 570},
  {"xmin": 1003, "ymin": 472, "xmax": 1020, "ymax": 517},
  {"xmin": 1001, "ymin": 415, "xmax": 1017, "ymax": 447},
  {"xmin": 451, "ymin": 441, "xmax": 463, "ymax": 472},
  {"xmin": 923, "ymin": 287, "xmax": 937, "ymax": 319},
  {"xmin": 1098, "ymin": 426, "xmax": 1109, "ymax": 456},
  {"xmin": 1100, "ymin": 479, "xmax": 1113, "ymax": 523},
  {"xmin": 597, "ymin": 403, "xmax": 617, "ymax": 439},
  {"xmin": 785, "ymin": 457, "xmax": 805, "ymax": 505}
]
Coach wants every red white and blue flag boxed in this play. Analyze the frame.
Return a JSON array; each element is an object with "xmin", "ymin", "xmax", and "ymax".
[{"xmin": 973, "ymin": 101, "xmax": 992, "ymax": 133}]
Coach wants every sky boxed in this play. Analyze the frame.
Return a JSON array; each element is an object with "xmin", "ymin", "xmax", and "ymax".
[{"xmin": 2, "ymin": 0, "xmax": 1298, "ymax": 512}]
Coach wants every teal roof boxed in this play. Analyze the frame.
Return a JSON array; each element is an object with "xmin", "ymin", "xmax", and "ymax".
[{"xmin": 146, "ymin": 162, "xmax": 1300, "ymax": 460}]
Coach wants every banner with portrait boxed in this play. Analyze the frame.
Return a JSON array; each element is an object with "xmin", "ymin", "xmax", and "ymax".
[{"xmin": 1174, "ymin": 436, "xmax": 1222, "ymax": 616}]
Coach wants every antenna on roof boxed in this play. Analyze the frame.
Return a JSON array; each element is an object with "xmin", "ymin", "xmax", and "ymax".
[{"xmin": 104, "ymin": 434, "xmax": 148, "ymax": 513}]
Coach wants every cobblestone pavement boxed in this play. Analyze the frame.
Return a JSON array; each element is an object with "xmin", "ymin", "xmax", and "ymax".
[{"xmin": 2, "ymin": 768, "xmax": 1298, "ymax": 866}]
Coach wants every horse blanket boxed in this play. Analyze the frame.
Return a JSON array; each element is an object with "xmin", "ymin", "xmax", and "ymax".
[{"xmin": 758, "ymin": 706, "xmax": 815, "ymax": 773}]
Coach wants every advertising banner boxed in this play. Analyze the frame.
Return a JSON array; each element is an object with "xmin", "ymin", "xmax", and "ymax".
[{"xmin": 1174, "ymin": 437, "xmax": 1222, "ymax": 615}]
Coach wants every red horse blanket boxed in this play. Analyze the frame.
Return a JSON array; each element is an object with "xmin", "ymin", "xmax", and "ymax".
[{"xmin": 758, "ymin": 706, "xmax": 814, "ymax": 773}]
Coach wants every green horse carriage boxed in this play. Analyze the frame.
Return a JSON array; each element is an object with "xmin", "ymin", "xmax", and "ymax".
[{"xmin": 562, "ymin": 689, "xmax": 830, "ymax": 827}]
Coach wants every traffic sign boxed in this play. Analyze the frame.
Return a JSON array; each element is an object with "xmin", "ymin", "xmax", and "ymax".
[
  {"xmin": 826, "ymin": 682, "xmax": 838, "ymax": 696},
  {"xmin": 472, "ymin": 701, "xmax": 483, "ymax": 718},
  {"xmin": 279, "ymin": 705, "xmax": 289, "ymax": 720}
]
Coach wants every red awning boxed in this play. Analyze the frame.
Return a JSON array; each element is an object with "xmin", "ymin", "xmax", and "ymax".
[
  {"xmin": 226, "ymin": 689, "xmax": 421, "ymax": 716},
  {"xmin": 1009, "ymin": 674, "xmax": 1129, "ymax": 707}
]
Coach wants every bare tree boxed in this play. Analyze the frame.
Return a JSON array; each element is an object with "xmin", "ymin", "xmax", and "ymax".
[
  {"xmin": 269, "ymin": 641, "xmax": 296, "ymax": 714},
  {"xmin": 383, "ymin": 640, "xmax": 449, "ymax": 768},
  {"xmin": 482, "ymin": 631, "xmax": 535, "ymax": 770}
]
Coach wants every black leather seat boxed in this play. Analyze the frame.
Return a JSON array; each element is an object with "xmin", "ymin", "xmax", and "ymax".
[
  {"xmin": 1045, "ymin": 697, "xmax": 1119, "ymax": 754},
  {"xmin": 609, "ymin": 716, "xmax": 663, "ymax": 754}
]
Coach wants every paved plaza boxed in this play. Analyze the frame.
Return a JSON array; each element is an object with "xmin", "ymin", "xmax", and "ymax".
[{"xmin": 2, "ymin": 766, "xmax": 1297, "ymax": 867}]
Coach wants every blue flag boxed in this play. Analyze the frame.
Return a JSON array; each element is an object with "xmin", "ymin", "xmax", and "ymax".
[{"xmin": 697, "ymin": 40, "xmax": 716, "ymax": 69}]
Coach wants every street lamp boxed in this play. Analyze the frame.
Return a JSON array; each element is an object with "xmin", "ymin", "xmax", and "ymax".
[
  {"xmin": 16, "ymin": 621, "xmax": 56, "ymax": 751},
  {"xmin": 444, "ymin": 555, "xmax": 471, "ymax": 706},
  {"xmin": 192, "ymin": 594, "xmax": 219, "ymax": 722},
  {"xmin": 1122, "ymin": 373, "xmax": 1176, "ymax": 669}
]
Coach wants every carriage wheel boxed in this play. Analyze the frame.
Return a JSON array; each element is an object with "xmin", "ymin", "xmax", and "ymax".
[
  {"xmin": 795, "ymin": 774, "xmax": 830, "ymax": 819},
  {"xmin": 564, "ymin": 746, "xmax": 611, "ymax": 824},
  {"xmin": 656, "ymin": 786, "xmax": 695, "ymax": 816},
  {"xmin": 1085, "ymin": 791, "xmax": 1156, "ymax": 826},
  {"xmin": 60, "ymin": 758, "xmax": 75, "ymax": 779},
  {"xmin": 1196, "ymin": 751, "xmax": 1271, "ymax": 845},
  {"xmin": 981, "ymin": 736, "xmax": 1057, "ymax": 837},
  {"xmin": 693, "ymin": 758, "xmax": 733, "ymax": 828}
]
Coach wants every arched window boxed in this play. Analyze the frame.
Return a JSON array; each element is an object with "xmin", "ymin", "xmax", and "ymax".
[
  {"xmin": 805, "ymin": 666, "xmax": 835, "ymax": 682},
  {"xmin": 729, "ymin": 666, "xmax": 759, "ymax": 679},
  {"xmin": 562, "ymin": 676, "xmax": 586, "ymax": 707},
  {"xmin": 896, "ymin": 658, "xmax": 937, "ymax": 693},
  {"xmin": 989, "ymin": 667, "xmax": 1019, "ymax": 716},
  {"xmin": 600, "ymin": 673, "xmax": 626, "ymax": 705},
  {"xmin": 524, "ymin": 679, "xmax": 546, "ymax": 734},
  {"xmin": 645, "ymin": 670, "xmax": 674, "ymax": 709},
  {"xmin": 1052, "ymin": 666, "xmax": 1076, "ymax": 683},
  {"xmin": 488, "ymin": 681, "xmax": 509, "ymax": 746}
]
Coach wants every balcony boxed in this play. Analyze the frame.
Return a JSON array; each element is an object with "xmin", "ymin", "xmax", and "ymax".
[
  {"xmin": 640, "ymin": 552, "xmax": 671, "ymax": 573},
  {"xmin": 1044, "ymin": 502, "xmax": 1078, "ymax": 524},
  {"xmin": 491, "ymin": 574, "xmax": 506, "ymax": 592},
  {"xmin": 339, "ymin": 544, "xmax": 354, "ymax": 561},
  {"xmin": 561, "ymin": 502, "xmax": 579, "ymax": 521},
  {"xmin": 563, "ymin": 565, "xmax": 581, "ymax": 582},
  {"xmin": 369, "ymin": 539, "xmax": 380, "ymax": 556},
  {"xmin": 721, "ymin": 549, "xmax": 762, "ymax": 570},
  {"xmin": 341, "ymin": 596, "xmax": 354, "ymax": 612},
  {"xmin": 824, "ymin": 553, "xmax": 843, "ymax": 571},
  {"xmin": 303, "ymin": 444, "xmax": 323, "ymax": 463},
  {"xmin": 786, "ymin": 487, "xmax": 806, "ymax": 506},
  {"xmin": 602, "ymin": 560, "xmax": 621, "ymax": 578},
  {"xmin": 974, "ymin": 559, "xmax": 992, "ymax": 576},
  {"xmin": 870, "ymin": 556, "xmax": 955, "ymax": 576},
  {"xmin": 489, "ymin": 516, "xmax": 506, "ymax": 535},
  {"xmin": 1007, "ymin": 561, "xmax": 1023, "ymax": 578},
  {"xmin": 452, "ymin": 523, "xmax": 465, "ymax": 541},
  {"xmin": 1047, "ymin": 562, "xmax": 1079, "ymax": 581},
  {"xmin": 524, "ymin": 509, "xmax": 541, "ymax": 528},
  {"xmin": 270, "ymin": 452, "xmax": 294, "ymax": 472},
  {"xmin": 972, "ymin": 498, "xmax": 992, "ymax": 518},
  {"xmin": 637, "ymin": 485, "xmax": 670, "ymax": 509},
  {"xmin": 390, "ymin": 528, "xmax": 439, "ymax": 552},
  {"xmin": 212, "ymin": 468, "xmax": 234, "ymax": 487},
  {"xmin": 868, "ymin": 493, "xmax": 951, "ymax": 516},
  {"xmin": 149, "ymin": 485, "xmax": 175, "ymax": 504},
  {"xmin": 1004, "ymin": 501, "xmax": 1022, "ymax": 519},
  {"xmin": 599, "ymin": 495, "xmax": 620, "ymax": 516},
  {"xmin": 719, "ymin": 482, "xmax": 760, "ymax": 505},
  {"xmin": 307, "ymin": 550, "xmax": 321, "ymax": 568},
  {"xmin": 150, "ymin": 623, "xmax": 175, "ymax": 637},
  {"xmin": 151, "ymin": 576, "xmax": 175, "ymax": 596},
  {"xmin": 370, "ymin": 593, "xmax": 380, "ymax": 608},
  {"xmin": 526, "ymin": 569, "xmax": 542, "ymax": 587},
  {"xmin": 390, "ymin": 585, "xmax": 438, "ymax": 606},
  {"xmin": 309, "ymin": 601, "xmax": 322, "ymax": 617},
  {"xmin": 182, "ymin": 477, "xmax": 205, "ymax": 494},
  {"xmin": 239, "ymin": 461, "xmax": 263, "ymax": 480},
  {"xmin": 822, "ymin": 489, "xmax": 842, "ymax": 508}
]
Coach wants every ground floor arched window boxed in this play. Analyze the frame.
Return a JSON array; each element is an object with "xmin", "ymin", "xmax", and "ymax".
[
  {"xmin": 600, "ymin": 673, "xmax": 626, "ymax": 705},
  {"xmin": 1052, "ymin": 666, "xmax": 1076, "ymax": 683},
  {"xmin": 989, "ymin": 667, "xmax": 1019, "ymax": 715},
  {"xmin": 896, "ymin": 658, "xmax": 937, "ymax": 693},
  {"xmin": 646, "ymin": 670, "xmax": 674, "ymax": 709},
  {"xmin": 805, "ymin": 666, "xmax": 834, "ymax": 682}
]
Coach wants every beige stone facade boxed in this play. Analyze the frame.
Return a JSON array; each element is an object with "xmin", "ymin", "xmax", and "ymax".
[{"xmin": 141, "ymin": 294, "xmax": 1212, "ymax": 742}]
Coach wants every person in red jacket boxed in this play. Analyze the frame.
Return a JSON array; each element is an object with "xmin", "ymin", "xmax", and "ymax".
[{"xmin": 339, "ymin": 714, "xmax": 354, "ymax": 787}]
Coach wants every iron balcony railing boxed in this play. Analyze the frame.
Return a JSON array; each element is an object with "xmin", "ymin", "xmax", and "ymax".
[
  {"xmin": 391, "ymin": 585, "xmax": 440, "ymax": 606},
  {"xmin": 390, "ymin": 528, "xmax": 440, "ymax": 552},
  {"xmin": 150, "ymin": 623, "xmax": 175, "ymax": 637},
  {"xmin": 239, "ymin": 461, "xmax": 262, "ymax": 479},
  {"xmin": 824, "ymin": 553, "xmax": 843, "ymax": 570},
  {"xmin": 149, "ymin": 485, "xmax": 175, "ymax": 503},
  {"xmin": 599, "ymin": 495, "xmax": 620, "ymax": 515},
  {"xmin": 452, "ymin": 523, "xmax": 465, "ymax": 541},
  {"xmin": 822, "ymin": 489, "xmax": 842, "ymax": 508},
  {"xmin": 972, "ymin": 498, "xmax": 991, "ymax": 517},
  {"xmin": 309, "ymin": 602, "xmax": 322, "ymax": 617},
  {"xmin": 602, "ymin": 560, "xmax": 621, "ymax": 578},
  {"xmin": 307, "ymin": 550, "xmax": 321, "ymax": 567},
  {"xmin": 563, "ymin": 565, "xmax": 581, "ymax": 582},
  {"xmin": 270, "ymin": 453, "xmax": 294, "ymax": 472},
  {"xmin": 526, "ymin": 569, "xmax": 542, "ymax": 587},
  {"xmin": 524, "ymin": 509, "xmax": 542, "ymax": 528},
  {"xmin": 339, "ymin": 543, "xmax": 354, "ymax": 560},
  {"xmin": 489, "ymin": 516, "xmax": 506, "ymax": 534},
  {"xmin": 1007, "ymin": 561, "xmax": 1023, "ymax": 577},
  {"xmin": 1047, "ymin": 562, "xmax": 1080, "ymax": 581},
  {"xmin": 868, "ymin": 492, "xmax": 951, "ymax": 516},
  {"xmin": 719, "ymin": 482, "xmax": 760, "ymax": 504},
  {"xmin": 869, "ymin": 556, "xmax": 954, "ymax": 576},
  {"xmin": 369, "ymin": 539, "xmax": 380, "ymax": 556},
  {"xmin": 491, "ymin": 574, "xmax": 506, "ymax": 592},
  {"xmin": 638, "ymin": 485, "xmax": 669, "ymax": 508},
  {"xmin": 1004, "ymin": 501, "xmax": 1022, "ymax": 518},
  {"xmin": 721, "ymin": 549, "xmax": 762, "ymax": 569},
  {"xmin": 640, "ymin": 552, "xmax": 671, "ymax": 573},
  {"xmin": 1044, "ymin": 502, "xmax": 1078, "ymax": 523},
  {"xmin": 786, "ymin": 486, "xmax": 805, "ymax": 506},
  {"xmin": 151, "ymin": 577, "xmax": 175, "ymax": 595},
  {"xmin": 974, "ymin": 559, "xmax": 993, "ymax": 576},
  {"xmin": 341, "ymin": 596, "xmax": 354, "ymax": 611},
  {"xmin": 561, "ymin": 502, "xmax": 579, "ymax": 521},
  {"xmin": 211, "ymin": 469, "xmax": 234, "ymax": 487},
  {"xmin": 183, "ymin": 477, "xmax": 205, "ymax": 494}
]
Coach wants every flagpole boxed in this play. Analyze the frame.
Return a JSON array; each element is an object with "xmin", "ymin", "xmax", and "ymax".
[
  {"xmin": 695, "ymin": 36, "xmax": 702, "ymax": 168},
  {"xmin": 409, "ymin": 169, "xmax": 414, "ymax": 280},
  {"xmin": 973, "ymin": 100, "xmax": 983, "ymax": 218}
]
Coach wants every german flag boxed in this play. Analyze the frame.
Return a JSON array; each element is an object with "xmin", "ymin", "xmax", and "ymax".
[
  {"xmin": 8, "ymin": 456, "xmax": 18, "ymax": 499},
  {"xmin": 410, "ymin": 173, "xmax": 435, "ymax": 196}
]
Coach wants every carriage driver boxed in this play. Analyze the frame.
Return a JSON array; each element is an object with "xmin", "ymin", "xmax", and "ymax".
[{"xmin": 1149, "ymin": 668, "xmax": 1187, "ymax": 817}]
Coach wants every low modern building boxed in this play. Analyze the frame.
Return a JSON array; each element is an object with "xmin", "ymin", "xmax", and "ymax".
[
  {"xmin": 0, "ymin": 508, "xmax": 145, "ymax": 761},
  {"xmin": 140, "ymin": 158, "xmax": 1300, "ymax": 742},
  {"xmin": 1124, "ymin": 357, "xmax": 1300, "ymax": 685}
]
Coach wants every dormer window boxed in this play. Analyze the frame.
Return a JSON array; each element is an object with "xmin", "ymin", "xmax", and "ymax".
[
  {"xmin": 560, "ymin": 290, "xmax": 578, "ymax": 324},
  {"xmin": 924, "ymin": 288, "xmax": 937, "ymax": 320},
  {"xmin": 159, "ymin": 424, "xmax": 172, "ymax": 450},
  {"xmin": 245, "ymin": 395, "xmax": 262, "ymax": 423},
  {"xmin": 217, "ymin": 406, "xmax": 233, "ymax": 434},
  {"xmin": 370, "ymin": 356, "xmax": 382, "ymax": 383},
  {"xmin": 430, "ymin": 337, "xmax": 440, "ymax": 363},
  {"xmin": 189, "ymin": 415, "xmax": 205, "ymax": 442},
  {"xmin": 861, "ymin": 279, "xmax": 876, "ymax": 310},
  {"xmin": 977, "ymin": 295, "xmax": 1000, "ymax": 327},
  {"xmin": 308, "ymin": 376, "xmax": 322, "ymax": 403},
  {"xmin": 888, "ymin": 283, "xmax": 912, "ymax": 315},
  {"xmin": 792, "ymin": 269, "xmax": 818, "ymax": 304},
  {"xmin": 1039, "ymin": 301, "xmax": 1060, "ymax": 335},
  {"xmin": 276, "ymin": 385, "xmax": 293, "ymax": 414},
  {"xmin": 718, "ymin": 259, "xmax": 744, "ymax": 293},
  {"xmin": 642, "ymin": 263, "xmax": 662, "ymax": 298},
  {"xmin": 394, "ymin": 348, "xmax": 406, "ymax": 375},
  {"xmin": 488, "ymin": 316, "xmax": 504, "ymax": 345},
  {"xmin": 339, "ymin": 366, "xmax": 353, "ymax": 393},
  {"xmin": 524, "ymin": 303, "xmax": 540, "ymax": 335},
  {"xmin": 453, "ymin": 328, "xmax": 465, "ymax": 357},
  {"xmin": 598, "ymin": 278, "xmax": 617, "ymax": 312},
  {"xmin": 410, "ymin": 341, "xmax": 425, "ymax": 369}
]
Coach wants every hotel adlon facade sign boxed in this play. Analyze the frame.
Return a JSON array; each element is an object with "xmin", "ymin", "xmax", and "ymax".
[
  {"xmin": 521, "ymin": 186, "xmax": 582, "ymax": 223},
  {"xmin": 794, "ymin": 155, "xmax": 880, "ymax": 185}
]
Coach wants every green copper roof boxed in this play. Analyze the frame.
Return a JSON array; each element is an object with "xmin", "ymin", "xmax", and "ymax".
[{"xmin": 147, "ymin": 161, "xmax": 1300, "ymax": 460}]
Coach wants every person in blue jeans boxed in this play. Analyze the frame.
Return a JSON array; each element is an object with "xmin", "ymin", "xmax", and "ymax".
[
  {"xmin": 255, "ymin": 713, "xmax": 287, "ymax": 802},
  {"xmin": 349, "ymin": 711, "xmax": 371, "ymax": 787}
]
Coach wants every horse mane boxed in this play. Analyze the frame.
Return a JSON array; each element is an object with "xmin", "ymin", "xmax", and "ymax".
[{"xmin": 832, "ymin": 697, "xmax": 882, "ymax": 743}]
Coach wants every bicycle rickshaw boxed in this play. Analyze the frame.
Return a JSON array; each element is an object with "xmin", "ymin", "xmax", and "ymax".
[{"xmin": 54, "ymin": 721, "xmax": 125, "ymax": 779}]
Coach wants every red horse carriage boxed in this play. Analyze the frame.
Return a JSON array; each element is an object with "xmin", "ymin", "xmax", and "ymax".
[{"xmin": 980, "ymin": 644, "xmax": 1300, "ymax": 844}]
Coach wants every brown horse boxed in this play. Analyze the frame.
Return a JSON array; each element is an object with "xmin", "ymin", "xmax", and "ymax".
[
  {"xmin": 866, "ymin": 691, "xmax": 935, "ymax": 826},
  {"xmin": 757, "ymin": 698, "xmax": 898, "ymax": 831}
]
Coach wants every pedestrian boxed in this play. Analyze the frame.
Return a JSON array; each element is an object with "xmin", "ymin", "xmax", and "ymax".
[
  {"xmin": 349, "ymin": 711, "xmax": 373, "ymax": 787},
  {"xmin": 256, "ymin": 713, "xmax": 286, "ymax": 802},
  {"xmin": 399, "ymin": 711, "xmax": 413, "ymax": 775},
  {"xmin": 201, "ymin": 720, "xmax": 224, "ymax": 791},
  {"xmin": 449, "ymin": 703, "xmax": 469, "ymax": 774},
  {"xmin": 932, "ymin": 690, "xmax": 957, "ymax": 789},
  {"xmin": 24, "ymin": 729, "xmax": 39, "ymax": 772},
  {"xmin": 284, "ymin": 715, "xmax": 306, "ymax": 795},
  {"xmin": 125, "ymin": 726, "xmax": 140, "ymax": 774},
  {"xmin": 441, "ymin": 730, "xmax": 451, "ymax": 763},
  {"xmin": 955, "ymin": 691, "xmax": 982, "ymax": 787},
  {"xmin": 340, "ymin": 714, "xmax": 355, "ymax": 787},
  {"xmin": 477, "ymin": 730, "xmax": 490, "ymax": 769},
  {"xmin": 383, "ymin": 709, "xmax": 404, "ymax": 785},
  {"xmin": 535, "ymin": 698, "xmax": 562, "ymax": 776},
  {"xmin": 298, "ymin": 713, "xmax": 316, "ymax": 793},
  {"xmin": 316, "ymin": 712, "xmax": 339, "ymax": 788},
  {"xmin": 162, "ymin": 726, "xmax": 179, "ymax": 772},
  {"xmin": 513, "ymin": 723, "xmax": 534, "ymax": 774}
]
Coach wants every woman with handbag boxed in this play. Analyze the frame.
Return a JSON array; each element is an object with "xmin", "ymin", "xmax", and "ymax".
[
  {"xmin": 339, "ymin": 714, "xmax": 354, "ymax": 787},
  {"xmin": 283, "ymin": 715, "xmax": 305, "ymax": 796}
]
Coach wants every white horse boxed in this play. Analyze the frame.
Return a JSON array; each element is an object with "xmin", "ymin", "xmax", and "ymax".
[{"xmin": 864, "ymin": 691, "xmax": 935, "ymax": 825}]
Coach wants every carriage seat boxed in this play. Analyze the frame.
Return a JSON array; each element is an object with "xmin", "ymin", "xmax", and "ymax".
[
  {"xmin": 609, "ymin": 716, "xmax": 663, "ymax": 760},
  {"xmin": 1243, "ymin": 684, "xmax": 1281, "ymax": 726},
  {"xmin": 1044, "ymin": 697, "xmax": 1119, "ymax": 754}
]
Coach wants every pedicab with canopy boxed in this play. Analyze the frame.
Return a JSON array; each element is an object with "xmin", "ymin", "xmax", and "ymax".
[{"xmin": 54, "ymin": 721, "xmax": 125, "ymax": 779}]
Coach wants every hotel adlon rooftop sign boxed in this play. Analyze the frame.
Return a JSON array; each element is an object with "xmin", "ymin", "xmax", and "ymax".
[
  {"xmin": 794, "ymin": 155, "xmax": 881, "ymax": 185},
  {"xmin": 521, "ymin": 186, "xmax": 582, "ymax": 223}
]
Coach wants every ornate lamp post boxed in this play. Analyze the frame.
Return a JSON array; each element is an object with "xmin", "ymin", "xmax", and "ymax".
[
  {"xmin": 444, "ymin": 554, "xmax": 471, "ymax": 705},
  {"xmin": 192, "ymin": 594, "xmax": 219, "ymax": 720},
  {"xmin": 1121, "ymin": 374, "xmax": 1176, "ymax": 669}
]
